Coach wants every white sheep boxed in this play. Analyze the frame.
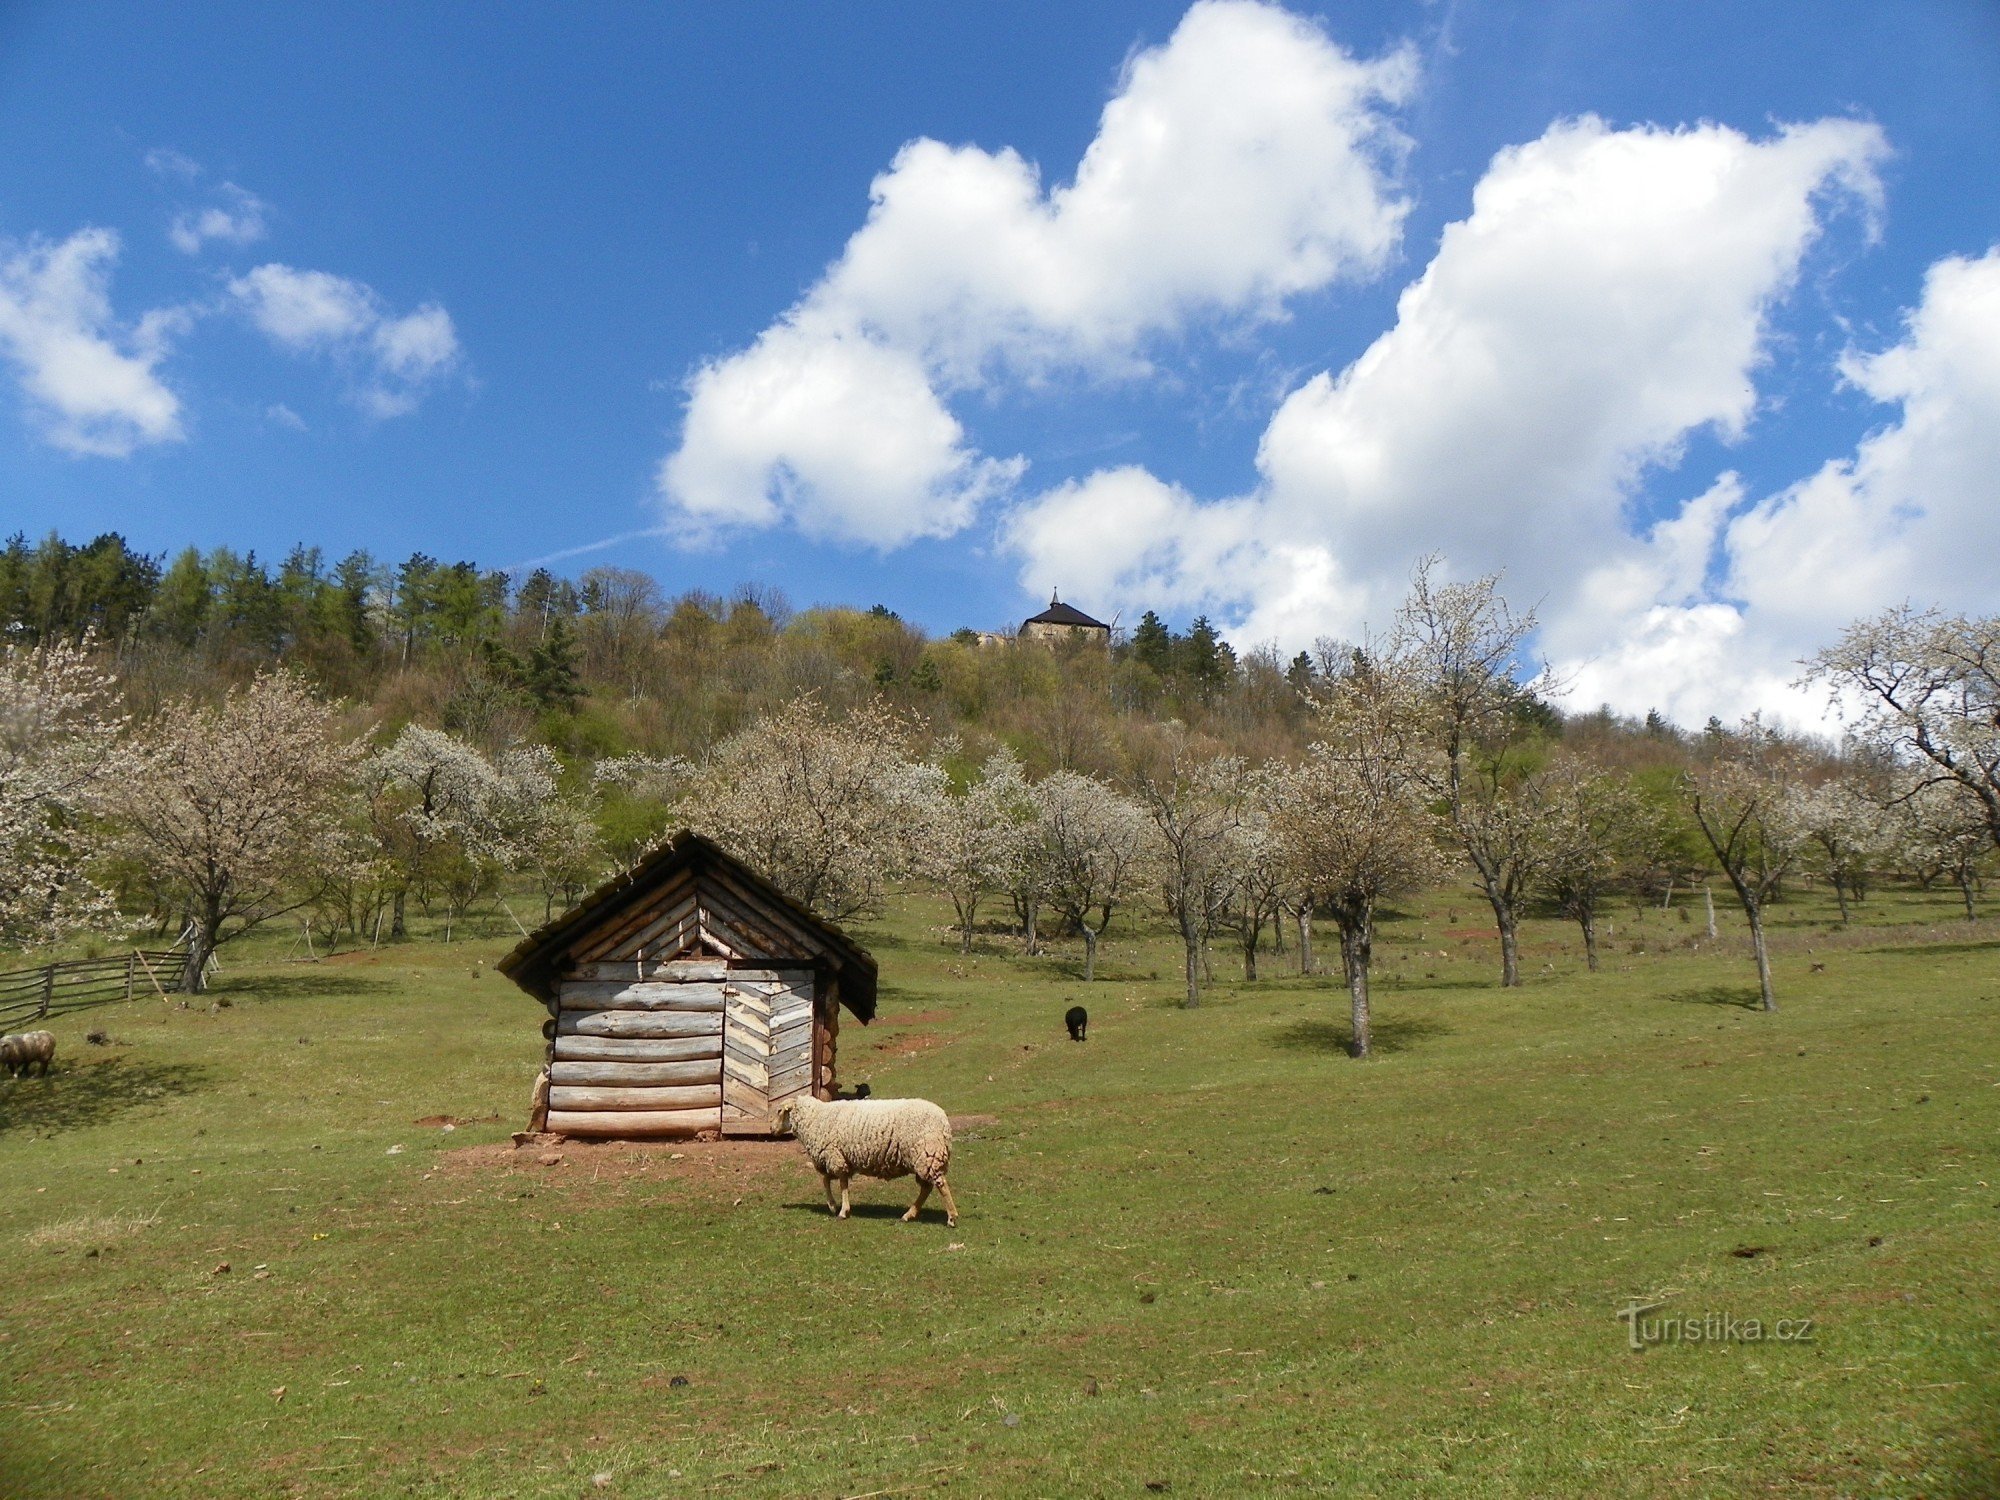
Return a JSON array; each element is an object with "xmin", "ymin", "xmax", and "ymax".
[
  {"xmin": 1, "ymin": 1030, "xmax": 55, "ymax": 1078},
  {"xmin": 777, "ymin": 1093, "xmax": 958, "ymax": 1226}
]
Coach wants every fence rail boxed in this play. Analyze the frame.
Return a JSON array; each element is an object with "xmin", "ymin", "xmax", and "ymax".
[{"xmin": 0, "ymin": 951, "xmax": 184, "ymax": 1031}]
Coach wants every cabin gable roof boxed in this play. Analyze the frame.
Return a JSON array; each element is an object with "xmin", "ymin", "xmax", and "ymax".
[{"xmin": 497, "ymin": 831, "xmax": 877, "ymax": 1022}]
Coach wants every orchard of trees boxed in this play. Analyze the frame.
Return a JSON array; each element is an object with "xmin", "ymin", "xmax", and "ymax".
[{"xmin": 4, "ymin": 529, "xmax": 1996, "ymax": 1049}]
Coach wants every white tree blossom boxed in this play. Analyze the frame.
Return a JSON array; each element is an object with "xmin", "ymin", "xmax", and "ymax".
[
  {"xmin": 1034, "ymin": 769, "xmax": 1148, "ymax": 982},
  {"xmin": 0, "ymin": 634, "xmax": 129, "ymax": 949},
  {"xmin": 683, "ymin": 695, "xmax": 923, "ymax": 920},
  {"xmin": 1796, "ymin": 771, "xmax": 1897, "ymax": 924},
  {"xmin": 906, "ymin": 749, "xmax": 1032, "ymax": 954},
  {"xmin": 108, "ymin": 671, "xmax": 359, "ymax": 990},
  {"xmin": 1126, "ymin": 729, "xmax": 1252, "ymax": 1009},
  {"xmin": 1269, "ymin": 667, "xmax": 1446, "ymax": 1057},
  {"xmin": 1686, "ymin": 719, "xmax": 1810, "ymax": 1012},
  {"xmin": 1805, "ymin": 607, "xmax": 2000, "ymax": 851}
]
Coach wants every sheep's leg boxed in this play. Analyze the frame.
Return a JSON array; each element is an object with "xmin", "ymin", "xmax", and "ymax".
[
  {"xmin": 821, "ymin": 1173, "xmax": 840, "ymax": 1216},
  {"xmin": 837, "ymin": 1176, "xmax": 852, "ymax": 1220},
  {"xmin": 936, "ymin": 1178, "xmax": 959, "ymax": 1227},
  {"xmin": 903, "ymin": 1180, "xmax": 932, "ymax": 1222}
]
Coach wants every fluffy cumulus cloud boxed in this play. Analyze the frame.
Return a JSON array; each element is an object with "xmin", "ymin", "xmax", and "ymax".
[
  {"xmin": 229, "ymin": 263, "xmax": 462, "ymax": 417},
  {"xmin": 658, "ymin": 0, "xmax": 1414, "ymax": 548},
  {"xmin": 0, "ymin": 228, "xmax": 185, "ymax": 456},
  {"xmin": 1563, "ymin": 245, "xmax": 2000, "ymax": 725},
  {"xmin": 169, "ymin": 183, "xmax": 269, "ymax": 255},
  {"xmin": 1006, "ymin": 113, "xmax": 1896, "ymax": 721}
]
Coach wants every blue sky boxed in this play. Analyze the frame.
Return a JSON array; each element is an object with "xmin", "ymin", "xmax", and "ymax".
[{"xmin": 2, "ymin": 1, "xmax": 1996, "ymax": 723}]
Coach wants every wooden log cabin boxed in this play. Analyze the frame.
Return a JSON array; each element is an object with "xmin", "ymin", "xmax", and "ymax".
[{"xmin": 497, "ymin": 832, "xmax": 876, "ymax": 1139}]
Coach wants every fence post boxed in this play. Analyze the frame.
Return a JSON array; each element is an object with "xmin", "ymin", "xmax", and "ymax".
[
  {"xmin": 126, "ymin": 952, "xmax": 137, "ymax": 1001},
  {"xmin": 40, "ymin": 965, "xmax": 54, "ymax": 1018}
]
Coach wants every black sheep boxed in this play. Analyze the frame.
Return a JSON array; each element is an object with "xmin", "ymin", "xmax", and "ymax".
[{"xmin": 1065, "ymin": 1005, "xmax": 1088, "ymax": 1042}]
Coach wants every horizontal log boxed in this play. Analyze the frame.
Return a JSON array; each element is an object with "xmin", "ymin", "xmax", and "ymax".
[
  {"xmin": 557, "ymin": 1010, "xmax": 723, "ymax": 1040},
  {"xmin": 558, "ymin": 981, "xmax": 726, "ymax": 1013},
  {"xmin": 547, "ymin": 1107, "xmax": 722, "ymax": 1138},
  {"xmin": 553, "ymin": 1034, "xmax": 722, "ymax": 1063},
  {"xmin": 727, "ymin": 969, "xmax": 810, "ymax": 986},
  {"xmin": 550, "ymin": 1059, "xmax": 721, "ymax": 1087},
  {"xmin": 548, "ymin": 1084, "xmax": 722, "ymax": 1112},
  {"xmin": 663, "ymin": 958, "xmax": 728, "ymax": 980}
]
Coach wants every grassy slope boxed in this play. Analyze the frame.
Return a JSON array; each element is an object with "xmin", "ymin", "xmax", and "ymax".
[{"xmin": 1, "ymin": 885, "xmax": 1996, "ymax": 1498}]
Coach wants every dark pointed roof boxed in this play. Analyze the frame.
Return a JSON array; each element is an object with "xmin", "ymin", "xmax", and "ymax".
[
  {"xmin": 1023, "ymin": 592, "xmax": 1109, "ymax": 630},
  {"xmin": 497, "ymin": 830, "xmax": 876, "ymax": 1022}
]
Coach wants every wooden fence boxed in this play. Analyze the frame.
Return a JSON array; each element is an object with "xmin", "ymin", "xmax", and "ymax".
[{"xmin": 0, "ymin": 951, "xmax": 184, "ymax": 1032}]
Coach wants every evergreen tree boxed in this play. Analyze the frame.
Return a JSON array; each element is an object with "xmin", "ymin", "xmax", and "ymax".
[
  {"xmin": 526, "ymin": 616, "xmax": 585, "ymax": 712},
  {"xmin": 1131, "ymin": 610, "xmax": 1174, "ymax": 675}
]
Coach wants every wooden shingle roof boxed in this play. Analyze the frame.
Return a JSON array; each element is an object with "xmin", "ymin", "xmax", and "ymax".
[{"xmin": 497, "ymin": 831, "xmax": 877, "ymax": 1022}]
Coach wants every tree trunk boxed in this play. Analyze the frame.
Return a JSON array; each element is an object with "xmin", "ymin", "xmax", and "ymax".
[
  {"xmin": 1082, "ymin": 923, "xmax": 1098, "ymax": 983},
  {"xmin": 1661, "ymin": 876, "xmax": 1674, "ymax": 910},
  {"xmin": 391, "ymin": 886, "xmax": 408, "ymax": 940},
  {"xmin": 1745, "ymin": 899, "xmax": 1777, "ymax": 1012},
  {"xmin": 1488, "ymin": 892, "xmax": 1521, "ymax": 987},
  {"xmin": 1297, "ymin": 908, "xmax": 1313, "ymax": 975},
  {"xmin": 1341, "ymin": 919, "xmax": 1372, "ymax": 1058},
  {"xmin": 1241, "ymin": 909, "xmax": 1261, "ymax": 981},
  {"xmin": 1022, "ymin": 896, "xmax": 1040, "ymax": 956},
  {"xmin": 1580, "ymin": 912, "xmax": 1599, "ymax": 973},
  {"xmin": 181, "ymin": 906, "xmax": 220, "ymax": 994},
  {"xmin": 1182, "ymin": 919, "xmax": 1201, "ymax": 1009},
  {"xmin": 1956, "ymin": 866, "xmax": 1977, "ymax": 922},
  {"xmin": 1830, "ymin": 874, "xmax": 1851, "ymax": 925},
  {"xmin": 1703, "ymin": 883, "xmax": 1717, "ymax": 940}
]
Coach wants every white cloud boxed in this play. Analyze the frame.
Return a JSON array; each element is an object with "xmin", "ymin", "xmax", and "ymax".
[
  {"xmin": 1558, "ymin": 245, "xmax": 2000, "ymax": 727},
  {"xmin": 169, "ymin": 183, "xmax": 268, "ymax": 255},
  {"xmin": 143, "ymin": 147, "xmax": 202, "ymax": 181},
  {"xmin": 229, "ymin": 263, "xmax": 461, "ymax": 416},
  {"xmin": 1721, "ymin": 247, "xmax": 2000, "ymax": 635},
  {"xmin": 266, "ymin": 402, "xmax": 306, "ymax": 431},
  {"xmin": 1006, "ymin": 113, "xmax": 1891, "ymax": 722},
  {"xmin": 661, "ymin": 326, "xmax": 1023, "ymax": 547},
  {"xmin": 659, "ymin": 0, "xmax": 1414, "ymax": 549},
  {"xmin": 0, "ymin": 228, "xmax": 185, "ymax": 457}
]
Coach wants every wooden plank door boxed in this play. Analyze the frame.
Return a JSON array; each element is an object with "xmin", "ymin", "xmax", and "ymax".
[{"xmin": 721, "ymin": 968, "xmax": 815, "ymax": 1127}]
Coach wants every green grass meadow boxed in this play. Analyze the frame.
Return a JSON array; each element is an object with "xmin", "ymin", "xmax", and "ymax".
[{"xmin": 2, "ymin": 885, "xmax": 1997, "ymax": 1497}]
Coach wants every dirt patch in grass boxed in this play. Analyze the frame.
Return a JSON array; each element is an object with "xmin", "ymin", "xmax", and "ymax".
[
  {"xmin": 412, "ymin": 1113, "xmax": 502, "ymax": 1128},
  {"xmin": 877, "ymin": 1009, "xmax": 952, "ymax": 1025},
  {"xmin": 873, "ymin": 1030, "xmax": 941, "ymax": 1057},
  {"xmin": 950, "ymin": 1114, "xmax": 999, "ymax": 1131}
]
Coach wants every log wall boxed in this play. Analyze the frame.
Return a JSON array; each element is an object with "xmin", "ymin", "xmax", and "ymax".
[{"xmin": 547, "ymin": 962, "xmax": 823, "ymax": 1139}]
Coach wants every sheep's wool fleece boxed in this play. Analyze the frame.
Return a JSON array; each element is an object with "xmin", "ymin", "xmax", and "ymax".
[
  {"xmin": 790, "ymin": 1097, "xmax": 951, "ymax": 1183},
  {"xmin": 1, "ymin": 1031, "xmax": 53, "ymax": 1068}
]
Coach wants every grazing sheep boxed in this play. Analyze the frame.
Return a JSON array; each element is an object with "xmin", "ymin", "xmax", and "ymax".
[
  {"xmin": 1065, "ymin": 1004, "xmax": 1088, "ymax": 1042},
  {"xmin": 1, "ymin": 1030, "xmax": 55, "ymax": 1078},
  {"xmin": 777, "ymin": 1093, "xmax": 958, "ymax": 1226}
]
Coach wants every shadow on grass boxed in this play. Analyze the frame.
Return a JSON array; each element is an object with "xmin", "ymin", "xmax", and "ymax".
[
  {"xmin": 0, "ymin": 1056, "xmax": 212, "ymax": 1136},
  {"xmin": 209, "ymin": 973, "xmax": 396, "ymax": 1001},
  {"xmin": 1269, "ymin": 1015, "xmax": 1452, "ymax": 1056},
  {"xmin": 1668, "ymin": 984, "xmax": 1765, "ymax": 1010},
  {"xmin": 778, "ymin": 1199, "xmax": 945, "ymax": 1223}
]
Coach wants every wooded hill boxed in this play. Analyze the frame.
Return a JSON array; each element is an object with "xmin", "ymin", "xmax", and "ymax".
[{"xmin": 2, "ymin": 528, "xmax": 1680, "ymax": 776}]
